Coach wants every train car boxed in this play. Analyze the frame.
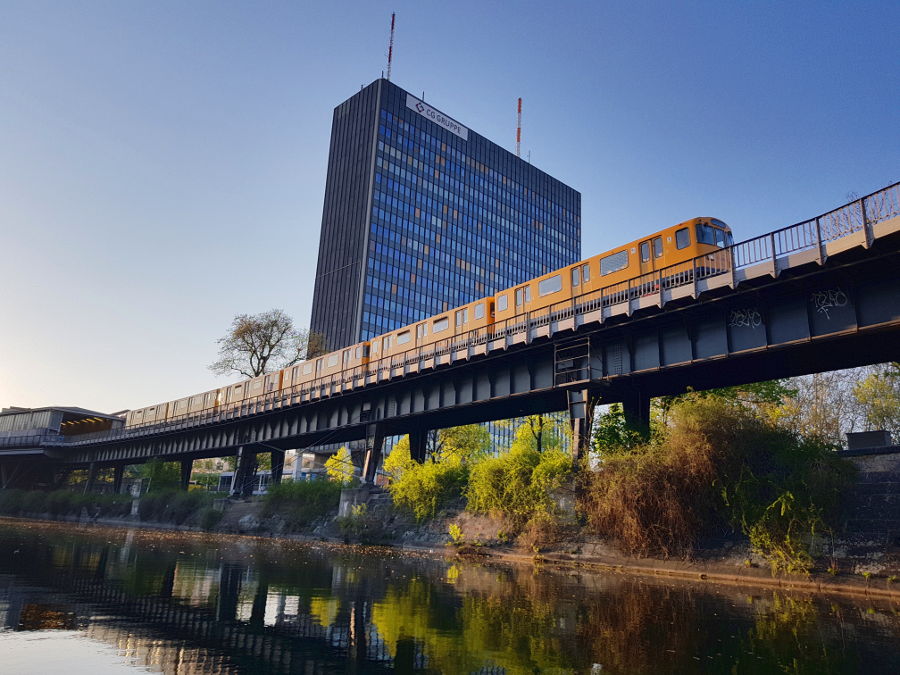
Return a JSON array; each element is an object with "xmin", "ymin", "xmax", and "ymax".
[
  {"xmin": 493, "ymin": 217, "xmax": 732, "ymax": 324},
  {"xmin": 125, "ymin": 401, "xmax": 169, "ymax": 427}
]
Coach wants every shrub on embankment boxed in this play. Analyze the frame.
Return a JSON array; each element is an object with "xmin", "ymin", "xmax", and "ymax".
[
  {"xmin": 138, "ymin": 489, "xmax": 217, "ymax": 525},
  {"xmin": 262, "ymin": 480, "xmax": 343, "ymax": 529},
  {"xmin": 0, "ymin": 488, "xmax": 132, "ymax": 519},
  {"xmin": 580, "ymin": 395, "xmax": 855, "ymax": 573}
]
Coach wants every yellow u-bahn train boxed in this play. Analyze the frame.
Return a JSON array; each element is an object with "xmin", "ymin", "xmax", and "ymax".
[{"xmin": 125, "ymin": 217, "xmax": 733, "ymax": 428}]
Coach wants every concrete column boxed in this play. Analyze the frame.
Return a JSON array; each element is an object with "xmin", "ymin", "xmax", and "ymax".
[
  {"xmin": 568, "ymin": 388, "xmax": 594, "ymax": 460},
  {"xmin": 270, "ymin": 450, "xmax": 285, "ymax": 486},
  {"xmin": 84, "ymin": 462, "xmax": 98, "ymax": 494},
  {"xmin": 409, "ymin": 428, "xmax": 428, "ymax": 463},
  {"xmin": 231, "ymin": 447, "xmax": 258, "ymax": 499},
  {"xmin": 362, "ymin": 425, "xmax": 385, "ymax": 484},
  {"xmin": 179, "ymin": 459, "xmax": 193, "ymax": 490},
  {"xmin": 621, "ymin": 389, "xmax": 651, "ymax": 434},
  {"xmin": 112, "ymin": 465, "xmax": 125, "ymax": 494}
]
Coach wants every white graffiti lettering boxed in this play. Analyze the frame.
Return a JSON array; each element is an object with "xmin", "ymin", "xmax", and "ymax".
[
  {"xmin": 729, "ymin": 308, "xmax": 762, "ymax": 329},
  {"xmin": 811, "ymin": 288, "xmax": 848, "ymax": 319}
]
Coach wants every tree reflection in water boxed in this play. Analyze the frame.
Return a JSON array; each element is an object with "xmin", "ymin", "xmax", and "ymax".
[{"xmin": 0, "ymin": 519, "xmax": 898, "ymax": 674}]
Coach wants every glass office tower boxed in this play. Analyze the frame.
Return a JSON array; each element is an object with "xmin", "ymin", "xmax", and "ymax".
[{"xmin": 310, "ymin": 78, "xmax": 581, "ymax": 352}]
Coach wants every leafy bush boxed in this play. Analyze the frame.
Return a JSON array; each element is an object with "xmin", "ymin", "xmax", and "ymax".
[
  {"xmin": 0, "ymin": 489, "xmax": 25, "ymax": 515},
  {"xmin": 335, "ymin": 503, "xmax": 387, "ymax": 544},
  {"xmin": 199, "ymin": 506, "xmax": 224, "ymax": 531},
  {"xmin": 580, "ymin": 395, "xmax": 854, "ymax": 572},
  {"xmin": 262, "ymin": 480, "xmax": 342, "ymax": 529},
  {"xmin": 0, "ymin": 489, "xmax": 131, "ymax": 519},
  {"xmin": 467, "ymin": 445, "xmax": 573, "ymax": 528},
  {"xmin": 325, "ymin": 447, "xmax": 357, "ymax": 486},
  {"xmin": 389, "ymin": 460, "xmax": 468, "ymax": 521}
]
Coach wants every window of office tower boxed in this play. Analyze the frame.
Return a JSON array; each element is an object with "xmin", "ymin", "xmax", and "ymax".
[{"xmin": 359, "ymin": 101, "xmax": 579, "ymax": 342}]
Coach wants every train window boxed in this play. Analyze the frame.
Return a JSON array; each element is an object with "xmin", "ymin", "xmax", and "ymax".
[
  {"xmin": 696, "ymin": 223, "xmax": 716, "ymax": 245},
  {"xmin": 382, "ymin": 335, "xmax": 392, "ymax": 351},
  {"xmin": 315, "ymin": 360, "xmax": 323, "ymax": 374},
  {"xmin": 372, "ymin": 341, "xmax": 379, "ymax": 353},
  {"xmin": 397, "ymin": 331, "xmax": 411, "ymax": 345},
  {"xmin": 252, "ymin": 380, "xmax": 262, "ymax": 389},
  {"xmin": 675, "ymin": 228, "xmax": 691, "ymax": 249},
  {"xmin": 515, "ymin": 288, "xmax": 523, "ymax": 306},
  {"xmin": 571, "ymin": 268, "xmax": 580, "ymax": 286},
  {"xmin": 416, "ymin": 323, "xmax": 428, "ymax": 338},
  {"xmin": 600, "ymin": 250, "xmax": 629, "ymax": 275},
  {"xmin": 653, "ymin": 237, "xmax": 663, "ymax": 258},
  {"xmin": 292, "ymin": 366, "xmax": 300, "ymax": 379},
  {"xmin": 327, "ymin": 354, "xmax": 339, "ymax": 367},
  {"xmin": 582, "ymin": 263, "xmax": 590, "ymax": 282},
  {"xmin": 303, "ymin": 363, "xmax": 313, "ymax": 375},
  {"xmin": 538, "ymin": 274, "xmax": 563, "ymax": 296},
  {"xmin": 434, "ymin": 317, "xmax": 449, "ymax": 332},
  {"xmin": 455, "ymin": 308, "xmax": 468, "ymax": 326},
  {"xmin": 497, "ymin": 294, "xmax": 508, "ymax": 311},
  {"xmin": 342, "ymin": 350, "xmax": 351, "ymax": 365},
  {"xmin": 714, "ymin": 228, "xmax": 728, "ymax": 248},
  {"xmin": 640, "ymin": 242, "xmax": 650, "ymax": 262},
  {"xmin": 355, "ymin": 346, "xmax": 362, "ymax": 358},
  {"xmin": 474, "ymin": 303, "xmax": 485, "ymax": 319}
]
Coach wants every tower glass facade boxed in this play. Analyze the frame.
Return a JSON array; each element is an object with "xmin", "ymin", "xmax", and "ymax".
[{"xmin": 311, "ymin": 79, "xmax": 581, "ymax": 351}]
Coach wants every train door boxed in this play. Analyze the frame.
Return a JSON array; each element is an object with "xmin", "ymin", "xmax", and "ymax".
[{"xmin": 639, "ymin": 236, "xmax": 664, "ymax": 274}]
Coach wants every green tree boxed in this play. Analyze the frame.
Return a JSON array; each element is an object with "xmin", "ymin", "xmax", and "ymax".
[
  {"xmin": 852, "ymin": 363, "xmax": 900, "ymax": 438},
  {"xmin": 324, "ymin": 446, "xmax": 356, "ymax": 485},
  {"xmin": 139, "ymin": 459, "xmax": 181, "ymax": 492},
  {"xmin": 429, "ymin": 424, "xmax": 491, "ymax": 464}
]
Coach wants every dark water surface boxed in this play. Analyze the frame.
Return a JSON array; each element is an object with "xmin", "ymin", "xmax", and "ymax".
[{"xmin": 0, "ymin": 518, "xmax": 898, "ymax": 674}]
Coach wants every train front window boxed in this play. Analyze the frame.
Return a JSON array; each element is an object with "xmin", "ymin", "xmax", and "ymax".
[{"xmin": 696, "ymin": 223, "xmax": 716, "ymax": 245}]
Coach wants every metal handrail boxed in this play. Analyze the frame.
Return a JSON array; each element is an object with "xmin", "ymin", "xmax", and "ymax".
[{"xmin": 7, "ymin": 182, "xmax": 896, "ymax": 450}]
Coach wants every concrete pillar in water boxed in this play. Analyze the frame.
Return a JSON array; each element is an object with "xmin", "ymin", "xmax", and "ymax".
[{"xmin": 179, "ymin": 459, "xmax": 193, "ymax": 490}]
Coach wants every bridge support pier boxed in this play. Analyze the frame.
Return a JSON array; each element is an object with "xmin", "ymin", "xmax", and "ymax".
[
  {"xmin": 112, "ymin": 465, "xmax": 124, "ymax": 494},
  {"xmin": 362, "ymin": 424, "xmax": 385, "ymax": 484},
  {"xmin": 270, "ymin": 450, "xmax": 285, "ymax": 486},
  {"xmin": 231, "ymin": 447, "xmax": 257, "ymax": 499},
  {"xmin": 179, "ymin": 459, "xmax": 193, "ymax": 490},
  {"xmin": 84, "ymin": 462, "xmax": 98, "ymax": 494},
  {"xmin": 409, "ymin": 428, "xmax": 428, "ymax": 463},
  {"xmin": 622, "ymin": 390, "xmax": 651, "ymax": 435},
  {"xmin": 567, "ymin": 388, "xmax": 595, "ymax": 460}
]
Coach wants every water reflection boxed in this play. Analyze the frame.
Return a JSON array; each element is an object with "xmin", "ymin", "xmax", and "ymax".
[{"xmin": 0, "ymin": 518, "xmax": 897, "ymax": 673}]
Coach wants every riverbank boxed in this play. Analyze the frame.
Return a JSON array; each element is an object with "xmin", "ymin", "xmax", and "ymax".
[{"xmin": 4, "ymin": 505, "xmax": 898, "ymax": 602}]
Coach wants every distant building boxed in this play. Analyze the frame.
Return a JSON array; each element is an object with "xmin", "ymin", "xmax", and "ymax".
[{"xmin": 310, "ymin": 78, "xmax": 581, "ymax": 351}]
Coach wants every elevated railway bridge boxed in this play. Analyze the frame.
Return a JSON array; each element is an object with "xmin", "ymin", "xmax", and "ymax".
[{"xmin": 2, "ymin": 184, "xmax": 899, "ymax": 492}]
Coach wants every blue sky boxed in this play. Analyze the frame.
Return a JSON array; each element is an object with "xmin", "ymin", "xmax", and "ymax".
[{"xmin": 1, "ymin": 0, "xmax": 897, "ymax": 413}]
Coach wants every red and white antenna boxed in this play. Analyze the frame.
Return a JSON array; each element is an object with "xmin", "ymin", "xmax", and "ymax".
[
  {"xmin": 386, "ymin": 12, "xmax": 396, "ymax": 81},
  {"xmin": 516, "ymin": 97, "xmax": 522, "ymax": 157}
]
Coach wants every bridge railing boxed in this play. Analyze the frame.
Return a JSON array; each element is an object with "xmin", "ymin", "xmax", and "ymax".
[{"xmin": 18, "ymin": 182, "xmax": 897, "ymax": 450}]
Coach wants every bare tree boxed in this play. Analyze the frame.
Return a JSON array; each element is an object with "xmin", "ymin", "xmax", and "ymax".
[{"xmin": 209, "ymin": 309, "xmax": 326, "ymax": 378}]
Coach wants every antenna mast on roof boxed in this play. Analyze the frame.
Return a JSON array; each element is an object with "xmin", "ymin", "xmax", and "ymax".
[
  {"xmin": 516, "ymin": 97, "xmax": 522, "ymax": 157},
  {"xmin": 386, "ymin": 12, "xmax": 396, "ymax": 81}
]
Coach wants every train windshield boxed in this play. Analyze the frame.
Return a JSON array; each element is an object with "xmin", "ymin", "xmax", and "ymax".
[{"xmin": 696, "ymin": 222, "xmax": 733, "ymax": 248}]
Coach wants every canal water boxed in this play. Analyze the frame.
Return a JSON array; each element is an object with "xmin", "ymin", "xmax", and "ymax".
[{"xmin": 0, "ymin": 519, "xmax": 898, "ymax": 674}]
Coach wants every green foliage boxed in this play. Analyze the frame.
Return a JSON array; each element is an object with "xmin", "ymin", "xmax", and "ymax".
[
  {"xmin": 324, "ymin": 446, "xmax": 356, "ymax": 485},
  {"xmin": 852, "ymin": 366, "xmax": 900, "ymax": 437},
  {"xmin": 466, "ymin": 443, "xmax": 573, "ymax": 528},
  {"xmin": 199, "ymin": 506, "xmax": 223, "ymax": 531},
  {"xmin": 383, "ymin": 436, "xmax": 415, "ymax": 481},
  {"xmin": 140, "ymin": 459, "xmax": 181, "ymax": 492},
  {"xmin": 335, "ymin": 503, "xmax": 387, "ymax": 544},
  {"xmin": 389, "ymin": 460, "xmax": 468, "ymax": 521},
  {"xmin": 431, "ymin": 424, "xmax": 491, "ymax": 464},
  {"xmin": 137, "ymin": 489, "xmax": 213, "ymax": 524},
  {"xmin": 592, "ymin": 404, "xmax": 645, "ymax": 453},
  {"xmin": 0, "ymin": 489, "xmax": 132, "ymax": 519},
  {"xmin": 262, "ymin": 480, "xmax": 342, "ymax": 529},
  {"xmin": 448, "ymin": 523, "xmax": 464, "ymax": 546},
  {"xmin": 581, "ymin": 395, "xmax": 855, "ymax": 572}
]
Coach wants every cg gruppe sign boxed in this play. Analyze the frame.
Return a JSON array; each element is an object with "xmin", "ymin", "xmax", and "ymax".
[{"xmin": 405, "ymin": 95, "xmax": 469, "ymax": 141}]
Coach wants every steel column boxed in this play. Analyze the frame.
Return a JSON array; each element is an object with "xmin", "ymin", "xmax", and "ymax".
[{"xmin": 270, "ymin": 450, "xmax": 285, "ymax": 486}]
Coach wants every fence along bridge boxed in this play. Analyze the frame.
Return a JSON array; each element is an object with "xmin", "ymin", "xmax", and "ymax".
[{"xmin": 2, "ymin": 183, "xmax": 899, "ymax": 489}]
